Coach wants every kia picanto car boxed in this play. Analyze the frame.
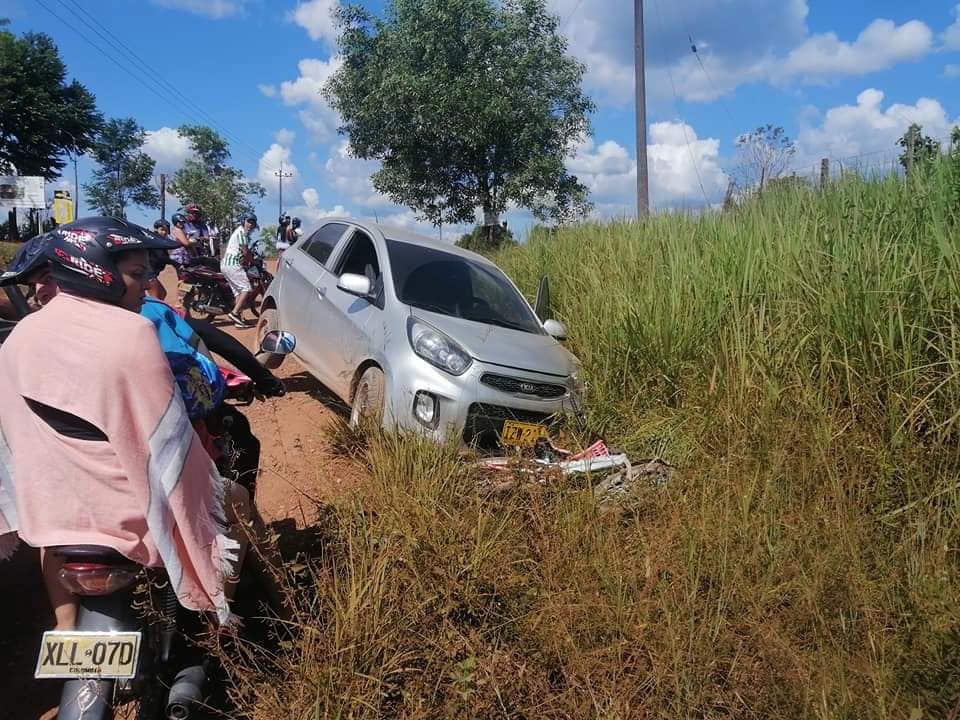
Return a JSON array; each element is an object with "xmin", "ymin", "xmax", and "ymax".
[{"xmin": 255, "ymin": 218, "xmax": 583, "ymax": 448}]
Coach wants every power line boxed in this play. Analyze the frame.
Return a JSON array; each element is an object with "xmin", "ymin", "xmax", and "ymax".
[
  {"xmin": 56, "ymin": 0, "xmax": 264, "ymax": 166},
  {"xmin": 35, "ymin": 0, "xmax": 267, "ymax": 170},
  {"xmin": 649, "ymin": 0, "xmax": 709, "ymax": 206}
]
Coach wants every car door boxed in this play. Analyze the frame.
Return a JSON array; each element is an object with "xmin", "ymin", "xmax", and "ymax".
[
  {"xmin": 278, "ymin": 222, "xmax": 349, "ymax": 379},
  {"xmin": 312, "ymin": 228, "xmax": 384, "ymax": 399}
]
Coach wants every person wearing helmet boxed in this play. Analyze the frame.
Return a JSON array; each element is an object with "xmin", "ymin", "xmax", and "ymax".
[
  {"xmin": 0, "ymin": 217, "xmax": 249, "ymax": 630},
  {"xmin": 147, "ymin": 219, "xmax": 172, "ymax": 300},
  {"xmin": 185, "ymin": 203, "xmax": 211, "ymax": 256},
  {"xmin": 221, "ymin": 213, "xmax": 258, "ymax": 328},
  {"xmin": 169, "ymin": 212, "xmax": 197, "ymax": 267},
  {"xmin": 276, "ymin": 213, "xmax": 291, "ymax": 255}
]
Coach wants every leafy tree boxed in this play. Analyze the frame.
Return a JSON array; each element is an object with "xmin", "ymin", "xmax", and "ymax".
[
  {"xmin": 898, "ymin": 124, "xmax": 941, "ymax": 175},
  {"xmin": 169, "ymin": 125, "xmax": 265, "ymax": 237},
  {"xmin": 325, "ymin": 0, "xmax": 594, "ymax": 227},
  {"xmin": 735, "ymin": 124, "xmax": 796, "ymax": 194},
  {"xmin": 259, "ymin": 225, "xmax": 278, "ymax": 256},
  {"xmin": 0, "ymin": 29, "xmax": 101, "ymax": 178},
  {"xmin": 84, "ymin": 118, "xmax": 159, "ymax": 217}
]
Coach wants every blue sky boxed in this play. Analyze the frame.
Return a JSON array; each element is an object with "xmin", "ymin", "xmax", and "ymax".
[{"xmin": 3, "ymin": 0, "xmax": 959, "ymax": 239}]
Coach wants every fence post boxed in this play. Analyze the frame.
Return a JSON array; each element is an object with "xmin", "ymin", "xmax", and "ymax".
[{"xmin": 820, "ymin": 158, "xmax": 829, "ymax": 189}]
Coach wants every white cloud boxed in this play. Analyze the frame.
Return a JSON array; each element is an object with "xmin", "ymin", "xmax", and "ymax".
[
  {"xmin": 149, "ymin": 0, "xmax": 246, "ymax": 19},
  {"xmin": 545, "ymin": 1, "xmax": 935, "ymax": 106},
  {"xmin": 324, "ymin": 140, "xmax": 393, "ymax": 208},
  {"xmin": 258, "ymin": 84, "xmax": 277, "ymax": 98},
  {"xmin": 291, "ymin": 0, "xmax": 340, "ymax": 45},
  {"xmin": 568, "ymin": 123, "xmax": 727, "ymax": 215},
  {"xmin": 143, "ymin": 127, "xmax": 192, "ymax": 175},
  {"xmin": 546, "ymin": 0, "xmax": 809, "ymax": 106},
  {"xmin": 797, "ymin": 89, "xmax": 960, "ymax": 165},
  {"xmin": 278, "ymin": 56, "xmax": 343, "ymax": 142},
  {"xmin": 275, "ymin": 128, "xmax": 296, "ymax": 146},
  {"xmin": 945, "ymin": 5, "xmax": 960, "ymax": 50},
  {"xmin": 284, "ymin": 200, "xmax": 352, "ymax": 225},
  {"xmin": 302, "ymin": 188, "xmax": 320, "ymax": 207},
  {"xmin": 945, "ymin": 64, "xmax": 960, "ymax": 79},
  {"xmin": 779, "ymin": 19, "xmax": 933, "ymax": 81},
  {"xmin": 257, "ymin": 143, "xmax": 300, "ymax": 199}
]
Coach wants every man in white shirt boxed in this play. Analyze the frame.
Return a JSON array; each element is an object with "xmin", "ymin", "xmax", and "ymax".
[{"xmin": 221, "ymin": 214, "xmax": 257, "ymax": 328}]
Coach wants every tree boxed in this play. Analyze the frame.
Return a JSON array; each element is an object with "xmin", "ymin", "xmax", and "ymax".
[
  {"xmin": 84, "ymin": 118, "xmax": 159, "ymax": 217},
  {"xmin": 169, "ymin": 125, "xmax": 265, "ymax": 237},
  {"xmin": 898, "ymin": 124, "xmax": 941, "ymax": 175},
  {"xmin": 735, "ymin": 124, "xmax": 796, "ymax": 194},
  {"xmin": 325, "ymin": 0, "xmax": 594, "ymax": 227},
  {"xmin": 0, "ymin": 29, "xmax": 101, "ymax": 179}
]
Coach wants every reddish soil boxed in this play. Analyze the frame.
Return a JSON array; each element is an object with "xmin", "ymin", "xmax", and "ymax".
[{"xmin": 0, "ymin": 261, "xmax": 366, "ymax": 718}]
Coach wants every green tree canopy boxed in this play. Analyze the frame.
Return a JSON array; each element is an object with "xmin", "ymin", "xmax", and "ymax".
[
  {"xmin": 0, "ymin": 29, "xmax": 102, "ymax": 179},
  {"xmin": 325, "ymin": 0, "xmax": 594, "ymax": 227},
  {"xmin": 84, "ymin": 118, "xmax": 159, "ymax": 217},
  {"xmin": 168, "ymin": 125, "xmax": 265, "ymax": 235}
]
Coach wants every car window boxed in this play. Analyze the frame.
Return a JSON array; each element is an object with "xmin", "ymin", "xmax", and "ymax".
[
  {"xmin": 385, "ymin": 239, "xmax": 543, "ymax": 334},
  {"xmin": 301, "ymin": 223, "xmax": 347, "ymax": 266},
  {"xmin": 334, "ymin": 231, "xmax": 380, "ymax": 285}
]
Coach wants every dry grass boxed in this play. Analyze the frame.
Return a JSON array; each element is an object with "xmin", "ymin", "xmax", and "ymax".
[{"xmin": 221, "ymin": 158, "xmax": 960, "ymax": 719}]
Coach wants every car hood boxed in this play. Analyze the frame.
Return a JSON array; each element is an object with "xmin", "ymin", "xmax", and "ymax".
[{"xmin": 409, "ymin": 308, "xmax": 576, "ymax": 377}]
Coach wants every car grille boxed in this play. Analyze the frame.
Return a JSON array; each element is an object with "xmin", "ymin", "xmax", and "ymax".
[
  {"xmin": 462, "ymin": 402, "xmax": 556, "ymax": 450},
  {"xmin": 480, "ymin": 373, "xmax": 567, "ymax": 399}
]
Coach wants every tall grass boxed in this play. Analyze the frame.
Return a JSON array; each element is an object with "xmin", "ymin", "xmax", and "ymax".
[{"xmin": 227, "ymin": 159, "xmax": 960, "ymax": 718}]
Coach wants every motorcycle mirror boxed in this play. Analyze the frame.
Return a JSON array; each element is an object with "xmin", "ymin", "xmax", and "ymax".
[{"xmin": 260, "ymin": 330, "xmax": 296, "ymax": 355}]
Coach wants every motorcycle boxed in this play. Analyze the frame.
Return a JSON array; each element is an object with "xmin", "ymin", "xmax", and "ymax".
[
  {"xmin": 176, "ymin": 256, "xmax": 273, "ymax": 322},
  {"xmin": 38, "ymin": 331, "xmax": 296, "ymax": 720}
]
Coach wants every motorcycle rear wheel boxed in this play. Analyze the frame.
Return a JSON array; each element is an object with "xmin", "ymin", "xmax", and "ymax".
[{"xmin": 182, "ymin": 287, "xmax": 218, "ymax": 322}]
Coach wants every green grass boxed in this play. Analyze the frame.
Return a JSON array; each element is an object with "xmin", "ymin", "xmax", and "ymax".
[
  {"xmin": 0, "ymin": 241, "xmax": 18, "ymax": 267},
  {"xmin": 227, "ymin": 158, "xmax": 960, "ymax": 719}
]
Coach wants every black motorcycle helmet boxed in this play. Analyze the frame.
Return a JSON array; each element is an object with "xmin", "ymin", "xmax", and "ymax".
[
  {"xmin": 171, "ymin": 213, "xmax": 186, "ymax": 226},
  {"xmin": 291, "ymin": 217, "xmax": 301, "ymax": 229},
  {"xmin": 154, "ymin": 219, "xmax": 171, "ymax": 232},
  {"xmin": 0, "ymin": 233, "xmax": 53, "ymax": 287},
  {"xmin": 46, "ymin": 217, "xmax": 178, "ymax": 304}
]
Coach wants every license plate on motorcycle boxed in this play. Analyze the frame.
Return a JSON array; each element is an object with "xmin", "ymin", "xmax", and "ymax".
[
  {"xmin": 500, "ymin": 420, "xmax": 548, "ymax": 447},
  {"xmin": 35, "ymin": 631, "xmax": 141, "ymax": 680}
]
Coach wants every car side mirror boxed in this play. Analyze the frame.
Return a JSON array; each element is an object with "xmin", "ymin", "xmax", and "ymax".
[
  {"xmin": 259, "ymin": 330, "xmax": 296, "ymax": 355},
  {"xmin": 338, "ymin": 272, "xmax": 372, "ymax": 298},
  {"xmin": 543, "ymin": 318, "xmax": 567, "ymax": 341}
]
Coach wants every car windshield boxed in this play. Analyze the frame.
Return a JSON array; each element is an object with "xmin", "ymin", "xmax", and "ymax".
[{"xmin": 386, "ymin": 239, "xmax": 543, "ymax": 334}]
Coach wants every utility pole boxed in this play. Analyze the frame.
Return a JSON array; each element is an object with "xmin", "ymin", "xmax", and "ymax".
[
  {"xmin": 634, "ymin": 0, "xmax": 650, "ymax": 218},
  {"xmin": 275, "ymin": 161, "xmax": 293, "ymax": 218},
  {"xmin": 159, "ymin": 174, "xmax": 166, "ymax": 221}
]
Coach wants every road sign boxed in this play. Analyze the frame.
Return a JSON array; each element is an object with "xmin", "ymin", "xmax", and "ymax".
[
  {"xmin": 52, "ymin": 196, "xmax": 74, "ymax": 225},
  {"xmin": 0, "ymin": 175, "xmax": 44, "ymax": 209}
]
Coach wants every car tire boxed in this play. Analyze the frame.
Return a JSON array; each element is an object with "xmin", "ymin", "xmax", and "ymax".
[
  {"xmin": 254, "ymin": 308, "xmax": 285, "ymax": 369},
  {"xmin": 350, "ymin": 367, "xmax": 385, "ymax": 429}
]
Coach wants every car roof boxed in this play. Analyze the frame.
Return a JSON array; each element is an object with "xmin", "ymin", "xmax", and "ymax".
[{"xmin": 314, "ymin": 216, "xmax": 496, "ymax": 266}]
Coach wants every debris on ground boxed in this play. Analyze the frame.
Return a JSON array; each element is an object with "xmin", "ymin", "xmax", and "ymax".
[{"xmin": 475, "ymin": 437, "xmax": 675, "ymax": 503}]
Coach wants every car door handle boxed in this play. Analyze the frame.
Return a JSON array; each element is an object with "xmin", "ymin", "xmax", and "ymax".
[
  {"xmin": 283, "ymin": 259, "xmax": 292, "ymax": 268},
  {"xmin": 316, "ymin": 286, "xmax": 327, "ymax": 298}
]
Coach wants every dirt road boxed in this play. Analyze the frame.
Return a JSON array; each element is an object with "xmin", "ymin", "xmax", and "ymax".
[{"xmin": 0, "ymin": 264, "xmax": 365, "ymax": 718}]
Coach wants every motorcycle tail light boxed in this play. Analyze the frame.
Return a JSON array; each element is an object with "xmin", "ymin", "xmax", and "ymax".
[{"xmin": 59, "ymin": 563, "xmax": 140, "ymax": 596}]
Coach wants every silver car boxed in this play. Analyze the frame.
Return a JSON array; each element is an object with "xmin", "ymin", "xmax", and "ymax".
[{"xmin": 256, "ymin": 218, "xmax": 583, "ymax": 448}]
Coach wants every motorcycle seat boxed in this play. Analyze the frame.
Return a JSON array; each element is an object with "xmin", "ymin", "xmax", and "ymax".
[{"xmin": 50, "ymin": 545, "xmax": 137, "ymax": 566}]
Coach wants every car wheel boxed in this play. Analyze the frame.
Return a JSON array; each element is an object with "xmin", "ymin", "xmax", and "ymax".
[
  {"xmin": 350, "ymin": 367, "xmax": 385, "ymax": 429},
  {"xmin": 254, "ymin": 307, "xmax": 285, "ymax": 369}
]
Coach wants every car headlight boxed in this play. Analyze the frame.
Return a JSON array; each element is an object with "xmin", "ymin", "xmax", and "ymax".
[{"xmin": 408, "ymin": 319, "xmax": 473, "ymax": 376}]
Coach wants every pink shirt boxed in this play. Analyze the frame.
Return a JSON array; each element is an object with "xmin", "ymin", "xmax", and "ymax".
[{"xmin": 0, "ymin": 293, "xmax": 236, "ymax": 622}]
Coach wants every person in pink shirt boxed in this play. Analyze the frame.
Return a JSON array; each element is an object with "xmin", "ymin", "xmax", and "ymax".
[{"xmin": 0, "ymin": 217, "xmax": 249, "ymax": 630}]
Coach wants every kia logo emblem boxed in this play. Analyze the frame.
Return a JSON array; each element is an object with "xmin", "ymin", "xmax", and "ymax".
[{"xmin": 520, "ymin": 383, "xmax": 537, "ymax": 394}]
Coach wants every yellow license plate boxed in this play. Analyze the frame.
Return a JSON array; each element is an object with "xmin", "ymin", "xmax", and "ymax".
[
  {"xmin": 35, "ymin": 631, "xmax": 141, "ymax": 680},
  {"xmin": 500, "ymin": 420, "xmax": 548, "ymax": 447}
]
